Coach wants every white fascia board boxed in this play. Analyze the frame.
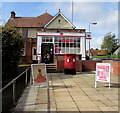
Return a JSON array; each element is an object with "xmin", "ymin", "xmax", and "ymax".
[{"xmin": 37, "ymin": 32, "xmax": 85, "ymax": 37}]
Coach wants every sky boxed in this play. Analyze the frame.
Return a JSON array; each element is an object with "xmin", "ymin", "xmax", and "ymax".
[{"xmin": 1, "ymin": 1, "xmax": 119, "ymax": 50}]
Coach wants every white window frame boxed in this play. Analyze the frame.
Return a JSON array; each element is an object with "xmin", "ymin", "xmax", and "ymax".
[
  {"xmin": 37, "ymin": 32, "xmax": 86, "ymax": 55},
  {"xmin": 32, "ymin": 47, "xmax": 37, "ymax": 60},
  {"xmin": 22, "ymin": 29, "xmax": 28, "ymax": 38},
  {"xmin": 42, "ymin": 36, "xmax": 54, "ymax": 43},
  {"xmin": 54, "ymin": 37, "xmax": 81, "ymax": 54},
  {"xmin": 21, "ymin": 43, "xmax": 26, "ymax": 56}
]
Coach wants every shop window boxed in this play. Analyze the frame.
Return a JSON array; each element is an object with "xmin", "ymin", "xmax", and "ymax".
[
  {"xmin": 55, "ymin": 37, "xmax": 81, "ymax": 54},
  {"xmin": 42, "ymin": 36, "xmax": 53, "ymax": 42}
]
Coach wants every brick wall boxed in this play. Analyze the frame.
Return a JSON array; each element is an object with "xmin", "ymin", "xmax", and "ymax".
[
  {"xmin": 102, "ymin": 60, "xmax": 120, "ymax": 75},
  {"xmin": 57, "ymin": 60, "xmax": 64, "ymax": 72},
  {"xmin": 113, "ymin": 61, "xmax": 120, "ymax": 75},
  {"xmin": 76, "ymin": 61, "xmax": 82, "ymax": 71},
  {"xmin": 57, "ymin": 60, "xmax": 102, "ymax": 72},
  {"xmin": 81, "ymin": 60, "xmax": 102, "ymax": 72},
  {"xmin": 20, "ymin": 38, "xmax": 37, "ymax": 64}
]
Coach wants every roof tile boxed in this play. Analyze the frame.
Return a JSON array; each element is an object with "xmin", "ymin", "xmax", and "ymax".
[{"xmin": 7, "ymin": 12, "xmax": 53, "ymax": 28}]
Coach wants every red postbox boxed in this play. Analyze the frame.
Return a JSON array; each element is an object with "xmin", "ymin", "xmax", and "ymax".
[{"xmin": 64, "ymin": 54, "xmax": 76, "ymax": 75}]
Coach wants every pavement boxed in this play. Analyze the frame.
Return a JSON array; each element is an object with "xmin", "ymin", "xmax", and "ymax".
[{"xmin": 14, "ymin": 72, "xmax": 119, "ymax": 113}]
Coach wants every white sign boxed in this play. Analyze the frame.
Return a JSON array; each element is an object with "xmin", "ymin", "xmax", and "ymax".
[
  {"xmin": 31, "ymin": 64, "xmax": 48, "ymax": 85},
  {"xmin": 95, "ymin": 63, "xmax": 111, "ymax": 89},
  {"xmin": 86, "ymin": 32, "xmax": 92, "ymax": 39},
  {"xmin": 37, "ymin": 32, "xmax": 86, "ymax": 37}
]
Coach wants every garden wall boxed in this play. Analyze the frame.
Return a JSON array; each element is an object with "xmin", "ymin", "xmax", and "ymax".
[{"xmin": 57, "ymin": 60, "xmax": 120, "ymax": 75}]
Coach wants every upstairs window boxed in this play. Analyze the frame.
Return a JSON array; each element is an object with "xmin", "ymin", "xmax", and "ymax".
[{"xmin": 22, "ymin": 29, "xmax": 28, "ymax": 38}]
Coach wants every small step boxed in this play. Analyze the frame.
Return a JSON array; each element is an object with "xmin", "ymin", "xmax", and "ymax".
[{"xmin": 46, "ymin": 64, "xmax": 57, "ymax": 73}]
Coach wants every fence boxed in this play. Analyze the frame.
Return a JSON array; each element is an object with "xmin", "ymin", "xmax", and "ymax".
[{"xmin": 1, "ymin": 67, "xmax": 31, "ymax": 112}]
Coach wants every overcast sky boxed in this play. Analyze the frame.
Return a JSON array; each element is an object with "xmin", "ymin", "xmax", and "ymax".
[{"xmin": 1, "ymin": 1, "xmax": 119, "ymax": 49}]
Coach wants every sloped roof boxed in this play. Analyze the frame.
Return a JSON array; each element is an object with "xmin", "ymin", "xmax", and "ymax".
[
  {"xmin": 113, "ymin": 47, "xmax": 120, "ymax": 54},
  {"xmin": 87, "ymin": 50, "xmax": 106, "ymax": 56},
  {"xmin": 6, "ymin": 12, "xmax": 54, "ymax": 28}
]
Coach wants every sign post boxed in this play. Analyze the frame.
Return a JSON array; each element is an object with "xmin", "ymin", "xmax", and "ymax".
[{"xmin": 95, "ymin": 63, "xmax": 111, "ymax": 89}]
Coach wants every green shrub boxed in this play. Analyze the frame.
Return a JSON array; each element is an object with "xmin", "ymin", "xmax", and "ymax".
[
  {"xmin": 92, "ymin": 55, "xmax": 109, "ymax": 58},
  {"xmin": 93, "ymin": 54, "xmax": 120, "ymax": 59},
  {"xmin": 2, "ymin": 25, "xmax": 24, "ymax": 82},
  {"xmin": 110, "ymin": 54, "xmax": 120, "ymax": 59}
]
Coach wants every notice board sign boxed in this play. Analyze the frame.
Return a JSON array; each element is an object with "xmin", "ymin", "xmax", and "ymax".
[
  {"xmin": 31, "ymin": 64, "xmax": 47, "ymax": 85},
  {"xmin": 95, "ymin": 63, "xmax": 111, "ymax": 89}
]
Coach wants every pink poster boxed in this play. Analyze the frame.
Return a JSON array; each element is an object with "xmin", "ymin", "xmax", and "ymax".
[{"xmin": 96, "ymin": 63, "xmax": 110, "ymax": 82}]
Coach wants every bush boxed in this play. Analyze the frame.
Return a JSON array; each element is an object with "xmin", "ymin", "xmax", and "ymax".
[
  {"xmin": 92, "ymin": 55, "xmax": 109, "ymax": 59},
  {"xmin": 2, "ymin": 25, "xmax": 24, "ymax": 82},
  {"xmin": 110, "ymin": 54, "xmax": 120, "ymax": 59},
  {"xmin": 93, "ymin": 54, "xmax": 120, "ymax": 59}
]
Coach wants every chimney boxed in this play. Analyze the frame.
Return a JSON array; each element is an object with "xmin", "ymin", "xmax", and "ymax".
[{"xmin": 11, "ymin": 11, "xmax": 16, "ymax": 18}]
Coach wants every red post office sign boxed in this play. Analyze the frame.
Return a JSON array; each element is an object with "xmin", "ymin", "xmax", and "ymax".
[{"xmin": 95, "ymin": 63, "xmax": 111, "ymax": 89}]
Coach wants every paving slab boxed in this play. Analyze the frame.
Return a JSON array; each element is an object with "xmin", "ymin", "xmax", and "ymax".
[
  {"xmin": 75, "ymin": 100, "xmax": 97, "ymax": 108},
  {"xmin": 14, "ymin": 72, "xmax": 119, "ymax": 112},
  {"xmin": 56, "ymin": 101, "xmax": 77, "ymax": 109},
  {"xmin": 79, "ymin": 107, "xmax": 101, "ymax": 111}
]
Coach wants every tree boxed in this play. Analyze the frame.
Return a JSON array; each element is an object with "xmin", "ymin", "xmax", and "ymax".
[
  {"xmin": 90, "ymin": 48, "xmax": 94, "ymax": 50},
  {"xmin": 101, "ymin": 32, "xmax": 118, "ymax": 55},
  {"xmin": 2, "ymin": 25, "xmax": 24, "ymax": 82}
]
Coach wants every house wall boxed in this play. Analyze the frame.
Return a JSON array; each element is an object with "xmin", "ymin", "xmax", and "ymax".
[
  {"xmin": 46, "ymin": 15, "xmax": 73, "ymax": 29},
  {"xmin": 20, "ymin": 38, "xmax": 37, "ymax": 64},
  {"xmin": 19, "ymin": 28, "xmax": 37, "ymax": 38},
  {"xmin": 28, "ymin": 28, "xmax": 37, "ymax": 38}
]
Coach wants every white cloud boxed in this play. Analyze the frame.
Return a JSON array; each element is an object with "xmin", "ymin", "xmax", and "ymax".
[
  {"xmin": 51, "ymin": 2, "xmax": 118, "ymax": 49},
  {"xmin": 52, "ymin": 2, "xmax": 72, "ymax": 18},
  {"xmin": 1, "ymin": 1, "xmax": 118, "ymax": 49},
  {"xmin": 97, "ymin": 10, "xmax": 118, "ymax": 30},
  {"xmin": 90, "ymin": 36, "xmax": 104, "ymax": 49},
  {"xmin": 72, "ymin": 2, "xmax": 118, "ymax": 49},
  {"xmin": 74, "ymin": 2, "xmax": 104, "ymax": 22}
]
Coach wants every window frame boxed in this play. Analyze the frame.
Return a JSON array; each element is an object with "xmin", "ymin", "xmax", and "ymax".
[
  {"xmin": 22, "ymin": 29, "xmax": 28, "ymax": 38},
  {"xmin": 54, "ymin": 37, "xmax": 81, "ymax": 54}
]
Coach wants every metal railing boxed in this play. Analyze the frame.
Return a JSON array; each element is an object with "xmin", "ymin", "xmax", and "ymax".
[{"xmin": 1, "ymin": 67, "xmax": 31, "ymax": 112}]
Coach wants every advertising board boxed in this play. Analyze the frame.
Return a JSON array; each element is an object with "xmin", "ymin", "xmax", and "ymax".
[
  {"xmin": 95, "ymin": 63, "xmax": 111, "ymax": 89},
  {"xmin": 31, "ymin": 64, "xmax": 47, "ymax": 85}
]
